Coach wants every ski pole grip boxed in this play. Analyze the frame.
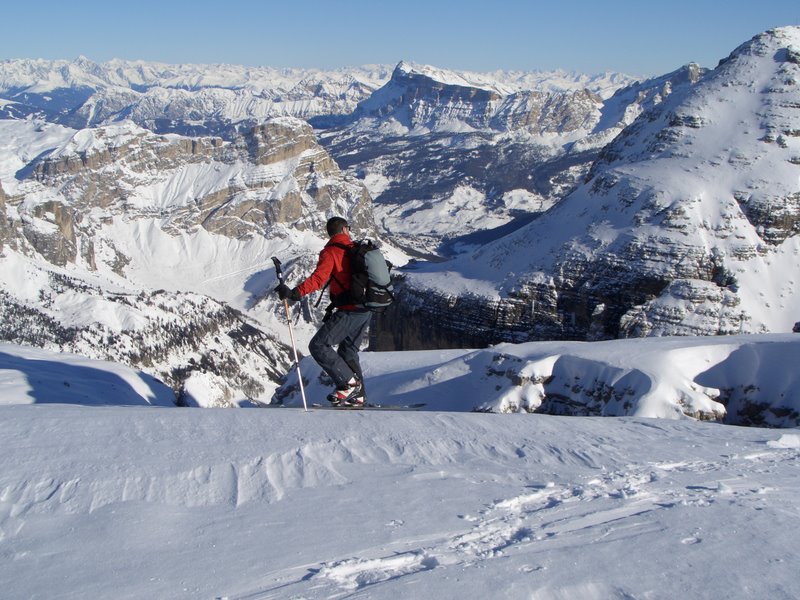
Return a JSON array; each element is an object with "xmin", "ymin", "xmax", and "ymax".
[{"xmin": 272, "ymin": 257, "xmax": 283, "ymax": 283}]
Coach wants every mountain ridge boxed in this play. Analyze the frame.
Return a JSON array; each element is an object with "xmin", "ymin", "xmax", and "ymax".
[{"xmin": 0, "ymin": 57, "xmax": 636, "ymax": 134}]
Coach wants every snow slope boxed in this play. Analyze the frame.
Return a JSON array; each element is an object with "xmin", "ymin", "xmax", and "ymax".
[
  {"xmin": 0, "ymin": 342, "xmax": 175, "ymax": 406},
  {"xmin": 4, "ymin": 332, "xmax": 799, "ymax": 425},
  {"xmin": 1, "ymin": 340, "xmax": 798, "ymax": 598},
  {"xmin": 1, "ymin": 397, "xmax": 798, "ymax": 599}
]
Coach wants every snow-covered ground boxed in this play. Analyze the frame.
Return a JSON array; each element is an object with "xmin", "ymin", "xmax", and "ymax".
[
  {"xmin": 1, "ymin": 340, "xmax": 799, "ymax": 599},
  {"xmin": 0, "ymin": 343, "xmax": 175, "ymax": 407},
  {"xmin": 276, "ymin": 334, "xmax": 800, "ymax": 427}
]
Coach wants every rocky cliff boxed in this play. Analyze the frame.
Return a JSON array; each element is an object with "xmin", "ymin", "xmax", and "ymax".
[
  {"xmin": 353, "ymin": 61, "xmax": 607, "ymax": 134},
  {"xmin": 3, "ymin": 118, "xmax": 374, "ymax": 265}
]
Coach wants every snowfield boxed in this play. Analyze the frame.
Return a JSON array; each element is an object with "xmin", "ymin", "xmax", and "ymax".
[{"xmin": 1, "ymin": 340, "xmax": 799, "ymax": 599}]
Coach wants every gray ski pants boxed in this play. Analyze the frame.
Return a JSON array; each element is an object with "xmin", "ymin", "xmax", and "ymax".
[{"xmin": 308, "ymin": 309, "xmax": 372, "ymax": 388}]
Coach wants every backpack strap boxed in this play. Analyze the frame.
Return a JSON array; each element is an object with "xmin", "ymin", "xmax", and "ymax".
[
  {"xmin": 313, "ymin": 273, "xmax": 349, "ymax": 308},
  {"xmin": 314, "ymin": 279, "xmax": 331, "ymax": 308}
]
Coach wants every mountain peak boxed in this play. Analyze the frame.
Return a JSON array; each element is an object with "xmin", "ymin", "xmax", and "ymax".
[
  {"xmin": 718, "ymin": 24, "xmax": 800, "ymax": 68},
  {"xmin": 391, "ymin": 60, "xmax": 510, "ymax": 94}
]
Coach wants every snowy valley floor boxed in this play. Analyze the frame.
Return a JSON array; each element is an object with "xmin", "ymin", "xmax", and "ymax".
[{"xmin": 1, "ymin": 405, "xmax": 798, "ymax": 600}]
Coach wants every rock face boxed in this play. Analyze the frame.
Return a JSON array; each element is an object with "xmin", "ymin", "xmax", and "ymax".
[
  {"xmin": 352, "ymin": 61, "xmax": 604, "ymax": 134},
  {"xmin": 34, "ymin": 118, "xmax": 370, "ymax": 231},
  {"xmin": 377, "ymin": 27, "xmax": 800, "ymax": 349},
  {"xmin": 5, "ymin": 118, "xmax": 373, "ymax": 267}
]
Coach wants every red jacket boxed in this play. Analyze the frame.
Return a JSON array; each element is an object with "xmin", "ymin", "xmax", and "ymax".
[{"xmin": 296, "ymin": 233, "xmax": 357, "ymax": 310}]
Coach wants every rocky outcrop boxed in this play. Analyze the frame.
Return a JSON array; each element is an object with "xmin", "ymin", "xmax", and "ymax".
[
  {"xmin": 371, "ymin": 282, "xmax": 531, "ymax": 350},
  {"xmin": 490, "ymin": 88, "xmax": 603, "ymax": 133},
  {"xmin": 0, "ymin": 182, "xmax": 88, "ymax": 267},
  {"xmin": 21, "ymin": 201, "xmax": 79, "ymax": 266}
]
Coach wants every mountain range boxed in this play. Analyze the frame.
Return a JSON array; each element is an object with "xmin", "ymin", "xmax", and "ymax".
[{"xmin": 1, "ymin": 27, "xmax": 798, "ymax": 410}]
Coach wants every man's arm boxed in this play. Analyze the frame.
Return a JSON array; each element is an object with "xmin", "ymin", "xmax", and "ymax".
[{"xmin": 296, "ymin": 247, "xmax": 335, "ymax": 297}]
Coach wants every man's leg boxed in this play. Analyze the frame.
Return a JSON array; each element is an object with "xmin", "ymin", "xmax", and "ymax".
[
  {"xmin": 337, "ymin": 311, "xmax": 372, "ymax": 382},
  {"xmin": 309, "ymin": 310, "xmax": 371, "ymax": 388}
]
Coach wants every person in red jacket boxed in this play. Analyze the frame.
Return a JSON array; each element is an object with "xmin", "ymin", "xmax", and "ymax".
[{"xmin": 276, "ymin": 217, "xmax": 371, "ymax": 406}]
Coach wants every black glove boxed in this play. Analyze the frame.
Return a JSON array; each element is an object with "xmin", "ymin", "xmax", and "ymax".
[{"xmin": 275, "ymin": 283, "xmax": 301, "ymax": 302}]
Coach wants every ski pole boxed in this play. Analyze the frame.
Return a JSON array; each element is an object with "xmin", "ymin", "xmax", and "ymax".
[{"xmin": 272, "ymin": 257, "xmax": 308, "ymax": 411}]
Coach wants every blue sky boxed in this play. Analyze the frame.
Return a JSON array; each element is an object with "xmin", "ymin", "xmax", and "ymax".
[{"xmin": 3, "ymin": 1, "xmax": 799, "ymax": 76}]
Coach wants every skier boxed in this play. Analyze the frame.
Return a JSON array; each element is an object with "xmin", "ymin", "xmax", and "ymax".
[{"xmin": 275, "ymin": 217, "xmax": 370, "ymax": 406}]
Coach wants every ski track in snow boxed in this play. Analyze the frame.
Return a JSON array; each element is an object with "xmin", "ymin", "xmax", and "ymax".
[{"xmin": 230, "ymin": 444, "xmax": 797, "ymax": 599}]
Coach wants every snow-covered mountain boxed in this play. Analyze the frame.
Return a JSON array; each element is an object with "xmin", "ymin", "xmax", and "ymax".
[
  {"xmin": 316, "ymin": 61, "xmax": 697, "ymax": 256},
  {"xmin": 0, "ymin": 57, "xmax": 645, "ymax": 257},
  {"xmin": 0, "ymin": 56, "xmax": 645, "ymax": 404},
  {"xmin": 3, "ymin": 45, "xmax": 800, "ymax": 599},
  {"xmin": 389, "ymin": 27, "xmax": 800, "ymax": 345},
  {"xmin": 0, "ymin": 57, "xmax": 646, "ymax": 258},
  {"xmin": 0, "ymin": 115, "xmax": 379, "ymax": 405},
  {"xmin": 0, "ymin": 57, "xmax": 631, "ymax": 135},
  {"xmin": 2, "ymin": 29, "xmax": 799, "ymax": 407},
  {"xmin": 351, "ymin": 60, "xmax": 611, "ymax": 133},
  {"xmin": 0, "ymin": 57, "xmax": 392, "ymax": 131}
]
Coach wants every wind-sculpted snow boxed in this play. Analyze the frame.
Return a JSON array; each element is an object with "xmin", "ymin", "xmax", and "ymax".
[{"xmin": 1, "ymin": 404, "xmax": 798, "ymax": 599}]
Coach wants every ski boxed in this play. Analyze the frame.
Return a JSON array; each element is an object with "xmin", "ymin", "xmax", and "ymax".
[
  {"xmin": 264, "ymin": 402, "xmax": 426, "ymax": 411},
  {"xmin": 317, "ymin": 402, "xmax": 427, "ymax": 411}
]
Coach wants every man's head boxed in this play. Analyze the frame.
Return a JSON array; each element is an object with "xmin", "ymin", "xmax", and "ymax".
[{"xmin": 326, "ymin": 217, "xmax": 349, "ymax": 237}]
